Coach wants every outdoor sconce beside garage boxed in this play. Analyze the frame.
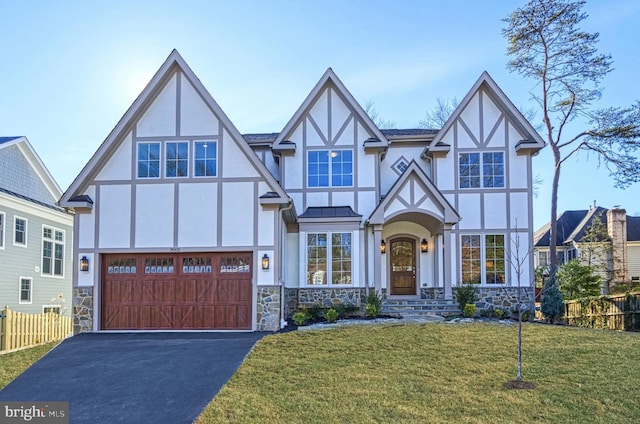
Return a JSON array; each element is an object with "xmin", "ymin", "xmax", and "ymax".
[
  {"xmin": 80, "ymin": 256, "xmax": 89, "ymax": 272},
  {"xmin": 262, "ymin": 254, "xmax": 270, "ymax": 270}
]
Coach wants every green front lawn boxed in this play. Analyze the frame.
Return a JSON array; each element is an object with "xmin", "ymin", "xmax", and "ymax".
[
  {"xmin": 198, "ymin": 322, "xmax": 640, "ymax": 423},
  {"xmin": 0, "ymin": 342, "xmax": 58, "ymax": 390}
]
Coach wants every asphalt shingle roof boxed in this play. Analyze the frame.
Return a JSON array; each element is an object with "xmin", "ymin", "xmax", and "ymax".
[
  {"xmin": 0, "ymin": 136, "xmax": 22, "ymax": 145},
  {"xmin": 299, "ymin": 206, "xmax": 361, "ymax": 219}
]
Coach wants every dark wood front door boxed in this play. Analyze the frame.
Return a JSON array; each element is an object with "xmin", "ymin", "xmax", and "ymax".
[
  {"xmin": 101, "ymin": 253, "xmax": 252, "ymax": 330},
  {"xmin": 390, "ymin": 238, "xmax": 416, "ymax": 295}
]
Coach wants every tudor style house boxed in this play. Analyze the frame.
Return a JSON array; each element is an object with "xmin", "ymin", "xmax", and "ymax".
[
  {"xmin": 60, "ymin": 50, "xmax": 544, "ymax": 333},
  {"xmin": 0, "ymin": 136, "xmax": 73, "ymax": 316}
]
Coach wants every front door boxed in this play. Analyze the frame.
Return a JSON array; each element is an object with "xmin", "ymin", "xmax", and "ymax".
[{"xmin": 390, "ymin": 238, "xmax": 416, "ymax": 295}]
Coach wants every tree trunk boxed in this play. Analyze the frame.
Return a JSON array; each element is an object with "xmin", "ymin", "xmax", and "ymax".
[{"xmin": 549, "ymin": 144, "xmax": 562, "ymax": 277}]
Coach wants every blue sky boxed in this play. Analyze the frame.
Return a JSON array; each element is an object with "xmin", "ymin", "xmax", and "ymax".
[{"xmin": 2, "ymin": 0, "xmax": 639, "ymax": 229}]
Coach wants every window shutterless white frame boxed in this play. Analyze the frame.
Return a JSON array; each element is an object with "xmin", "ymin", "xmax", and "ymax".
[
  {"xmin": 305, "ymin": 231, "xmax": 353, "ymax": 286},
  {"xmin": 0, "ymin": 211, "xmax": 5, "ymax": 249},
  {"xmin": 306, "ymin": 149, "xmax": 353, "ymax": 188},
  {"xmin": 14, "ymin": 215, "xmax": 27, "ymax": 247},
  {"xmin": 136, "ymin": 142, "xmax": 162, "ymax": 179},
  {"xmin": 460, "ymin": 233, "xmax": 506, "ymax": 285},
  {"xmin": 19, "ymin": 277, "xmax": 32, "ymax": 304},
  {"xmin": 165, "ymin": 141, "xmax": 189, "ymax": 178},
  {"xmin": 193, "ymin": 141, "xmax": 217, "ymax": 177},
  {"xmin": 42, "ymin": 225, "xmax": 65, "ymax": 278},
  {"xmin": 458, "ymin": 152, "xmax": 505, "ymax": 189}
]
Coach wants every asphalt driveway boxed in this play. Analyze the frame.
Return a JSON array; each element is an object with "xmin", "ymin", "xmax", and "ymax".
[{"xmin": 0, "ymin": 332, "xmax": 265, "ymax": 423}]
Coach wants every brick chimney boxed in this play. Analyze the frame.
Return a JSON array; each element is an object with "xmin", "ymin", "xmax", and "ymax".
[{"xmin": 607, "ymin": 208, "xmax": 628, "ymax": 285}]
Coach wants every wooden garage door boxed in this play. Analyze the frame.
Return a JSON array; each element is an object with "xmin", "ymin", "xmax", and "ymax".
[{"xmin": 101, "ymin": 253, "xmax": 252, "ymax": 330}]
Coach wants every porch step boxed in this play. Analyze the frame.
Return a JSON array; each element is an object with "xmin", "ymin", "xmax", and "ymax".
[{"xmin": 381, "ymin": 299, "xmax": 460, "ymax": 318}]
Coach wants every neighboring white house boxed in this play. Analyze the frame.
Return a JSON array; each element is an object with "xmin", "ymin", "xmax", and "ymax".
[
  {"xmin": 534, "ymin": 205, "xmax": 640, "ymax": 292},
  {"xmin": 60, "ymin": 50, "xmax": 544, "ymax": 333},
  {"xmin": 0, "ymin": 136, "xmax": 73, "ymax": 317}
]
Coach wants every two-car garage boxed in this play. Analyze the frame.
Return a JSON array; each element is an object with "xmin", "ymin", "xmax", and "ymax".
[{"xmin": 100, "ymin": 252, "xmax": 253, "ymax": 330}]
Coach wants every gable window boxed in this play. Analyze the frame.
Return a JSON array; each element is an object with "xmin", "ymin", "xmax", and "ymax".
[
  {"xmin": 307, "ymin": 232, "xmax": 352, "ymax": 285},
  {"xmin": 0, "ymin": 212, "xmax": 4, "ymax": 248},
  {"xmin": 538, "ymin": 251, "xmax": 549, "ymax": 267},
  {"xmin": 459, "ymin": 152, "xmax": 504, "ymax": 188},
  {"xmin": 166, "ymin": 142, "xmax": 189, "ymax": 178},
  {"xmin": 19, "ymin": 277, "xmax": 32, "ymax": 303},
  {"xmin": 307, "ymin": 150, "xmax": 353, "ymax": 187},
  {"xmin": 461, "ymin": 234, "xmax": 505, "ymax": 284},
  {"xmin": 194, "ymin": 141, "xmax": 217, "ymax": 177},
  {"xmin": 137, "ymin": 142, "xmax": 161, "ymax": 178},
  {"xmin": 42, "ymin": 227, "xmax": 64, "ymax": 277},
  {"xmin": 14, "ymin": 216, "xmax": 27, "ymax": 246}
]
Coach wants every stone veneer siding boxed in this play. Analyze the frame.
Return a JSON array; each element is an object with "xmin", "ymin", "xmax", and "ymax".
[
  {"xmin": 256, "ymin": 286, "xmax": 281, "ymax": 332},
  {"xmin": 284, "ymin": 287, "xmax": 367, "ymax": 318},
  {"xmin": 474, "ymin": 287, "xmax": 535, "ymax": 312},
  {"xmin": 73, "ymin": 287, "xmax": 93, "ymax": 335}
]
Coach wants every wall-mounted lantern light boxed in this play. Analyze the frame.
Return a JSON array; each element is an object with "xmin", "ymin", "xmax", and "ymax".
[
  {"xmin": 421, "ymin": 239, "xmax": 429, "ymax": 253},
  {"xmin": 380, "ymin": 240, "xmax": 386, "ymax": 254},
  {"xmin": 262, "ymin": 254, "xmax": 270, "ymax": 270},
  {"xmin": 80, "ymin": 256, "xmax": 89, "ymax": 272}
]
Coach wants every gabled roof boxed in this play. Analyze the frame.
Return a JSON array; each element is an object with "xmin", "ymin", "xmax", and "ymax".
[
  {"xmin": 368, "ymin": 160, "xmax": 459, "ymax": 225},
  {"xmin": 627, "ymin": 217, "xmax": 640, "ymax": 242},
  {"xmin": 60, "ymin": 50, "xmax": 289, "ymax": 208},
  {"xmin": 271, "ymin": 68, "xmax": 389, "ymax": 153},
  {"xmin": 534, "ymin": 210, "xmax": 590, "ymax": 247},
  {"xmin": 0, "ymin": 135, "xmax": 63, "ymax": 203},
  {"xmin": 566, "ymin": 207, "xmax": 610, "ymax": 244},
  {"xmin": 424, "ymin": 71, "xmax": 545, "ymax": 157}
]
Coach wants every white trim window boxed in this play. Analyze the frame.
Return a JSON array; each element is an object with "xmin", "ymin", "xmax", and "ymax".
[
  {"xmin": 165, "ymin": 142, "xmax": 189, "ymax": 178},
  {"xmin": 461, "ymin": 234, "xmax": 506, "ymax": 284},
  {"xmin": 306, "ymin": 232, "xmax": 352, "ymax": 285},
  {"xmin": 19, "ymin": 277, "xmax": 32, "ymax": 304},
  {"xmin": 307, "ymin": 149, "xmax": 353, "ymax": 188},
  {"xmin": 194, "ymin": 141, "xmax": 217, "ymax": 177},
  {"xmin": 14, "ymin": 216, "xmax": 27, "ymax": 247},
  {"xmin": 43, "ymin": 305, "xmax": 62, "ymax": 315},
  {"xmin": 0, "ymin": 211, "xmax": 4, "ymax": 248},
  {"xmin": 538, "ymin": 251, "xmax": 549, "ymax": 268},
  {"xmin": 459, "ymin": 152, "xmax": 504, "ymax": 188},
  {"xmin": 42, "ymin": 226, "xmax": 64, "ymax": 277},
  {"xmin": 137, "ymin": 142, "xmax": 161, "ymax": 178}
]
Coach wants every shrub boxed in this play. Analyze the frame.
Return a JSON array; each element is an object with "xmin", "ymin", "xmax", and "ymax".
[
  {"xmin": 333, "ymin": 303, "xmax": 359, "ymax": 318},
  {"xmin": 541, "ymin": 275, "xmax": 564, "ymax": 323},
  {"xmin": 454, "ymin": 283, "xmax": 477, "ymax": 312},
  {"xmin": 557, "ymin": 259, "xmax": 601, "ymax": 300},
  {"xmin": 292, "ymin": 311, "xmax": 310, "ymax": 326},
  {"xmin": 493, "ymin": 308, "xmax": 504, "ymax": 319},
  {"xmin": 463, "ymin": 303, "xmax": 477, "ymax": 318},
  {"xmin": 325, "ymin": 308, "xmax": 339, "ymax": 323},
  {"xmin": 307, "ymin": 303, "xmax": 324, "ymax": 321},
  {"xmin": 365, "ymin": 289, "xmax": 382, "ymax": 318}
]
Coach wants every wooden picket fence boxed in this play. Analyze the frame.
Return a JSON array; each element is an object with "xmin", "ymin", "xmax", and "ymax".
[
  {"xmin": 565, "ymin": 292, "xmax": 640, "ymax": 331},
  {"xmin": 0, "ymin": 306, "xmax": 72, "ymax": 352}
]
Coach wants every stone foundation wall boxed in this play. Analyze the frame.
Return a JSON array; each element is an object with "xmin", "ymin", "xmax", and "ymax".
[
  {"xmin": 475, "ymin": 287, "xmax": 535, "ymax": 312},
  {"xmin": 284, "ymin": 287, "xmax": 367, "ymax": 318},
  {"xmin": 256, "ymin": 286, "xmax": 281, "ymax": 332},
  {"xmin": 73, "ymin": 287, "xmax": 94, "ymax": 335},
  {"xmin": 420, "ymin": 288, "xmax": 445, "ymax": 299}
]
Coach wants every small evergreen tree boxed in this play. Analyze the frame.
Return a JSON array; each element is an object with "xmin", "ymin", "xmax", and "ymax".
[
  {"xmin": 557, "ymin": 259, "xmax": 601, "ymax": 300},
  {"xmin": 541, "ymin": 274, "xmax": 564, "ymax": 323}
]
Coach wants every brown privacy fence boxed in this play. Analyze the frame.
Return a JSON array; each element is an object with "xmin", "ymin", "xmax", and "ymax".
[
  {"xmin": 565, "ymin": 292, "xmax": 640, "ymax": 331},
  {"xmin": 0, "ymin": 306, "xmax": 72, "ymax": 352}
]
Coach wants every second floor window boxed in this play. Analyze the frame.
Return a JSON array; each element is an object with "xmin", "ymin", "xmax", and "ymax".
[
  {"xmin": 137, "ymin": 142, "xmax": 161, "ymax": 178},
  {"xmin": 14, "ymin": 217, "xmax": 27, "ymax": 246},
  {"xmin": 42, "ymin": 227, "xmax": 64, "ymax": 277},
  {"xmin": 165, "ymin": 142, "xmax": 189, "ymax": 178},
  {"xmin": 459, "ymin": 152, "xmax": 504, "ymax": 189},
  {"xmin": 307, "ymin": 149, "xmax": 353, "ymax": 188},
  {"xmin": 194, "ymin": 141, "xmax": 217, "ymax": 177}
]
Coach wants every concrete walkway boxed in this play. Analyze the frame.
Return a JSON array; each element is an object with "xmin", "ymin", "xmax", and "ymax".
[{"xmin": 0, "ymin": 332, "xmax": 264, "ymax": 423}]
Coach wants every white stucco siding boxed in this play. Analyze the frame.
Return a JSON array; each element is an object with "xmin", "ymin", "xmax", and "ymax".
[
  {"xmin": 221, "ymin": 182, "xmax": 254, "ymax": 246},
  {"xmin": 95, "ymin": 132, "xmax": 132, "ymax": 181},
  {"xmin": 135, "ymin": 184, "xmax": 174, "ymax": 248},
  {"xmin": 484, "ymin": 193, "xmax": 507, "ymax": 229},
  {"xmin": 178, "ymin": 183, "xmax": 217, "ymax": 247},
  {"xmin": 179, "ymin": 75, "xmax": 219, "ymax": 136},
  {"xmin": 309, "ymin": 90, "xmax": 329, "ymax": 141},
  {"xmin": 331, "ymin": 89, "xmax": 351, "ymax": 143},
  {"xmin": 486, "ymin": 120, "xmax": 506, "ymax": 149},
  {"xmin": 482, "ymin": 92, "xmax": 503, "ymax": 144},
  {"xmin": 333, "ymin": 115, "xmax": 354, "ymax": 146},
  {"xmin": 456, "ymin": 122, "xmax": 476, "ymax": 149},
  {"xmin": 290, "ymin": 192, "xmax": 303, "ymax": 216},
  {"xmin": 457, "ymin": 193, "xmax": 481, "ymax": 229},
  {"xmin": 305, "ymin": 117, "xmax": 325, "ymax": 147},
  {"xmin": 221, "ymin": 130, "xmax": 259, "ymax": 178},
  {"xmin": 284, "ymin": 155, "xmax": 303, "ymax": 190},
  {"xmin": 99, "ymin": 185, "xmax": 132, "ymax": 248},
  {"xmin": 459, "ymin": 92, "xmax": 480, "ymax": 145},
  {"xmin": 258, "ymin": 207, "xmax": 275, "ymax": 246},
  {"xmin": 76, "ymin": 252, "xmax": 95, "ymax": 287},
  {"xmin": 77, "ymin": 186, "xmax": 96, "ymax": 249},
  {"xmin": 136, "ymin": 73, "xmax": 177, "ymax": 137},
  {"xmin": 332, "ymin": 191, "xmax": 354, "ymax": 209},
  {"xmin": 357, "ymin": 149, "xmax": 376, "ymax": 189},
  {"xmin": 416, "ymin": 197, "xmax": 444, "ymax": 221},
  {"xmin": 508, "ymin": 147, "xmax": 529, "ymax": 189},
  {"xmin": 448, "ymin": 232, "xmax": 458, "ymax": 285},
  {"xmin": 435, "ymin": 133, "xmax": 455, "ymax": 190},
  {"xmin": 358, "ymin": 191, "xmax": 376, "ymax": 221},
  {"xmin": 306, "ymin": 191, "xmax": 329, "ymax": 207},
  {"xmin": 510, "ymin": 192, "xmax": 529, "ymax": 229},
  {"xmin": 384, "ymin": 198, "xmax": 406, "ymax": 219}
]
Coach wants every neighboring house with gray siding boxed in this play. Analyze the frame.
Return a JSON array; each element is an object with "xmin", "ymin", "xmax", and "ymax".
[
  {"xmin": 0, "ymin": 136, "xmax": 73, "ymax": 316},
  {"xmin": 60, "ymin": 50, "xmax": 544, "ymax": 333}
]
